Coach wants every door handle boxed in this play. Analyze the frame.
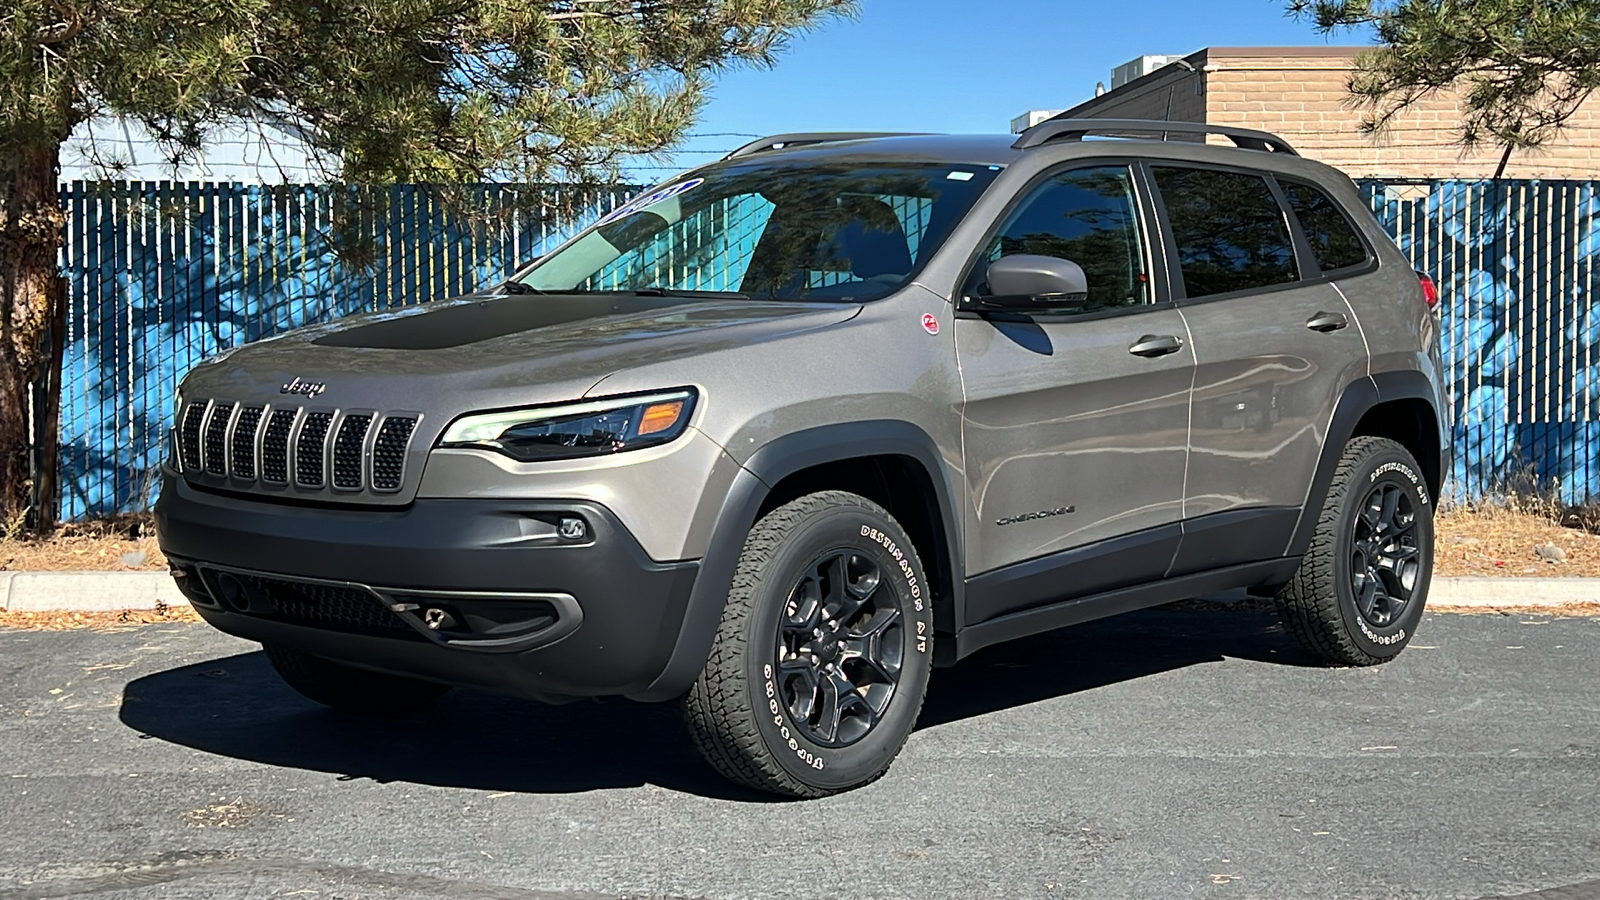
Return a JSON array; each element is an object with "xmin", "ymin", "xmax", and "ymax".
[
  {"xmin": 1306, "ymin": 311, "xmax": 1350, "ymax": 333},
  {"xmin": 1128, "ymin": 334, "xmax": 1184, "ymax": 358}
]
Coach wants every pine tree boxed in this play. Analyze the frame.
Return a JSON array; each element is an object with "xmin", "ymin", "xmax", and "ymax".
[
  {"xmin": 1289, "ymin": 0, "xmax": 1600, "ymax": 170},
  {"xmin": 0, "ymin": 0, "xmax": 857, "ymax": 527}
]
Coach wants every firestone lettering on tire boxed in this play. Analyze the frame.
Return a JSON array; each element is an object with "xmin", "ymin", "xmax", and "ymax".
[
  {"xmin": 764, "ymin": 663, "xmax": 824, "ymax": 769},
  {"xmin": 1356, "ymin": 616, "xmax": 1407, "ymax": 645}
]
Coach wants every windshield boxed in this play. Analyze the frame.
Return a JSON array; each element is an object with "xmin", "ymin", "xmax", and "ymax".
[{"xmin": 516, "ymin": 160, "xmax": 1002, "ymax": 301}]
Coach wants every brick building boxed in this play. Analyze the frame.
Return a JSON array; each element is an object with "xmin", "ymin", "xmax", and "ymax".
[{"xmin": 1049, "ymin": 47, "xmax": 1600, "ymax": 179}]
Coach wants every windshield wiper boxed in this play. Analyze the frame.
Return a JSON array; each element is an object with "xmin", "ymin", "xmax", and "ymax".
[
  {"xmin": 558, "ymin": 287, "xmax": 752, "ymax": 300},
  {"xmin": 498, "ymin": 280, "xmax": 544, "ymax": 295},
  {"xmin": 628, "ymin": 287, "xmax": 751, "ymax": 299}
]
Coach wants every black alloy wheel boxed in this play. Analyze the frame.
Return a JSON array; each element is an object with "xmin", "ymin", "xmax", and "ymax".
[
  {"xmin": 683, "ymin": 490, "xmax": 934, "ymax": 797},
  {"xmin": 1274, "ymin": 435, "xmax": 1434, "ymax": 667},
  {"xmin": 1350, "ymin": 481, "xmax": 1422, "ymax": 628},
  {"xmin": 776, "ymin": 549, "xmax": 905, "ymax": 748}
]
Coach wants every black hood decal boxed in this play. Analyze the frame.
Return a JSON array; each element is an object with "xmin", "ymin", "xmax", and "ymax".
[{"xmin": 312, "ymin": 295, "xmax": 704, "ymax": 350}]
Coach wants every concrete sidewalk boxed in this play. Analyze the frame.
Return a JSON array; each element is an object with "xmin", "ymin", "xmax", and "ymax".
[{"xmin": 1, "ymin": 570, "xmax": 1594, "ymax": 612}]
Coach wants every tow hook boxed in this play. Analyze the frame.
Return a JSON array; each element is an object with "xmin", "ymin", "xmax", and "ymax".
[{"xmin": 422, "ymin": 607, "xmax": 457, "ymax": 631}]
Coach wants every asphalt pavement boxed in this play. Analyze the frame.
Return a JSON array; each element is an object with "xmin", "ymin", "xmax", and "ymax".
[{"xmin": 0, "ymin": 609, "xmax": 1597, "ymax": 900}]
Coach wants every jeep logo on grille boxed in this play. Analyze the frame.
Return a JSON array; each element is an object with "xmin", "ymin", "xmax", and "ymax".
[{"xmin": 280, "ymin": 377, "xmax": 326, "ymax": 397}]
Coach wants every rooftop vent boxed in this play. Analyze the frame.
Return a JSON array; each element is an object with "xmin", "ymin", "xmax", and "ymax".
[{"xmin": 1111, "ymin": 54, "xmax": 1188, "ymax": 89}]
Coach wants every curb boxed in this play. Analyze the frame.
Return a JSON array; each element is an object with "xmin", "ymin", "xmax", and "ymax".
[
  {"xmin": 1, "ymin": 571, "xmax": 189, "ymax": 612},
  {"xmin": 1, "ymin": 571, "xmax": 1596, "ymax": 613},
  {"xmin": 1428, "ymin": 576, "xmax": 1597, "ymax": 608}
]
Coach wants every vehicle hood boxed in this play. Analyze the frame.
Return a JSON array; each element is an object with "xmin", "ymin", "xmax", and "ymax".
[{"xmin": 179, "ymin": 293, "xmax": 860, "ymax": 412}]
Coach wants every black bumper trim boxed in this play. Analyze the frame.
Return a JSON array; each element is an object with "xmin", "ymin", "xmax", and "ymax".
[
  {"xmin": 179, "ymin": 561, "xmax": 585, "ymax": 654},
  {"xmin": 156, "ymin": 474, "xmax": 700, "ymax": 699}
]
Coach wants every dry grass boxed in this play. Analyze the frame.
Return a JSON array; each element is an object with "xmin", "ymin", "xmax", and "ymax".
[
  {"xmin": 0, "ymin": 601, "xmax": 200, "ymax": 631},
  {"xmin": 1435, "ymin": 504, "xmax": 1600, "ymax": 577},
  {"xmin": 0, "ymin": 514, "xmax": 167, "ymax": 572}
]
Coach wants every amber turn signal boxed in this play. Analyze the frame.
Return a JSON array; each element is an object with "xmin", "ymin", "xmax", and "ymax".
[{"xmin": 638, "ymin": 400, "xmax": 686, "ymax": 436}]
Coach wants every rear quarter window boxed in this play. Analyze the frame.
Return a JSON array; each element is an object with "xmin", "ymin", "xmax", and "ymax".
[
  {"xmin": 1150, "ymin": 166, "xmax": 1298, "ymax": 299},
  {"xmin": 1281, "ymin": 180, "xmax": 1371, "ymax": 272}
]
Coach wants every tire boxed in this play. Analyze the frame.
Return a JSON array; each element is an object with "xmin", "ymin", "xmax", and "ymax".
[
  {"xmin": 265, "ymin": 644, "xmax": 450, "ymax": 713},
  {"xmin": 1275, "ymin": 436, "xmax": 1434, "ymax": 666},
  {"xmin": 683, "ymin": 491, "xmax": 935, "ymax": 798}
]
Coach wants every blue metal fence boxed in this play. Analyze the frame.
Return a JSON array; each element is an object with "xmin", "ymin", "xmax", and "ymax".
[
  {"xmin": 50, "ymin": 182, "xmax": 634, "ymax": 520},
  {"xmin": 1363, "ymin": 179, "xmax": 1600, "ymax": 503},
  {"xmin": 37, "ymin": 177, "xmax": 1600, "ymax": 519}
]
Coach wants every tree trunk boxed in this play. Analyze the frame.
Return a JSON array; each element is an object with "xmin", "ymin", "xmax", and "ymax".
[{"xmin": 0, "ymin": 141, "xmax": 65, "ymax": 532}]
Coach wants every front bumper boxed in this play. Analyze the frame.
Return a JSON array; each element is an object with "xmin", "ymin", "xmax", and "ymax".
[{"xmin": 155, "ymin": 473, "xmax": 699, "ymax": 700}]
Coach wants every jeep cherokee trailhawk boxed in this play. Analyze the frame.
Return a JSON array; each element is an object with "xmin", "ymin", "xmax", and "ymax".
[{"xmin": 157, "ymin": 118, "xmax": 1445, "ymax": 797}]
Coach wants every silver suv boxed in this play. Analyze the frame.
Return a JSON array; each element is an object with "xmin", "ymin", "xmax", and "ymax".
[{"xmin": 157, "ymin": 118, "xmax": 1446, "ymax": 798}]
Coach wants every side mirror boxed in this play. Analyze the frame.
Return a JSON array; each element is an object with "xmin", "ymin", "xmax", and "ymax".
[{"xmin": 980, "ymin": 254, "xmax": 1089, "ymax": 310}]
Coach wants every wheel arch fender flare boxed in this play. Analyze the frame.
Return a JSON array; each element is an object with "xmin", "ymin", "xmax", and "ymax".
[
  {"xmin": 1285, "ymin": 371, "xmax": 1443, "ymax": 559},
  {"xmin": 629, "ymin": 420, "xmax": 964, "ymax": 701}
]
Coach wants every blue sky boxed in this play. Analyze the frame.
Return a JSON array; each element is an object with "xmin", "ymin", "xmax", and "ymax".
[
  {"xmin": 642, "ymin": 0, "xmax": 1371, "ymax": 177},
  {"xmin": 62, "ymin": 0, "xmax": 1371, "ymax": 182}
]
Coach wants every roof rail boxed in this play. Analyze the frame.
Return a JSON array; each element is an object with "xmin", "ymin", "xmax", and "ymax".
[
  {"xmin": 723, "ymin": 132, "xmax": 930, "ymax": 160},
  {"xmin": 1013, "ymin": 117, "xmax": 1298, "ymax": 155}
]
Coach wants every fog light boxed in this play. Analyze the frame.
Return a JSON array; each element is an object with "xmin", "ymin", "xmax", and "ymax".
[{"xmin": 558, "ymin": 517, "xmax": 588, "ymax": 541}]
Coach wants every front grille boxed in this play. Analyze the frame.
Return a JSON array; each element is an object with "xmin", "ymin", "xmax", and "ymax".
[
  {"xmin": 219, "ymin": 572, "xmax": 420, "ymax": 639},
  {"xmin": 371, "ymin": 416, "xmax": 417, "ymax": 492},
  {"xmin": 260, "ymin": 409, "xmax": 297, "ymax": 483},
  {"xmin": 294, "ymin": 412, "xmax": 334, "ymax": 487},
  {"xmin": 231, "ymin": 406, "xmax": 265, "ymax": 479},
  {"xmin": 178, "ymin": 403, "xmax": 207, "ymax": 471},
  {"xmin": 332, "ymin": 414, "xmax": 372, "ymax": 490},
  {"xmin": 177, "ymin": 398, "xmax": 419, "ymax": 497},
  {"xmin": 202, "ymin": 402, "xmax": 235, "ymax": 475}
]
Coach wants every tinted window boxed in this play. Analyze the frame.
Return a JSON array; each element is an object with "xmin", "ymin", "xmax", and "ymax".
[
  {"xmin": 1152, "ymin": 166, "xmax": 1298, "ymax": 299},
  {"xmin": 1282, "ymin": 180, "xmax": 1369, "ymax": 271},
  {"xmin": 971, "ymin": 165, "xmax": 1149, "ymax": 313}
]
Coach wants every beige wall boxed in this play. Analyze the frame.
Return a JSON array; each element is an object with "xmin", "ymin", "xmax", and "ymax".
[{"xmin": 1063, "ymin": 47, "xmax": 1600, "ymax": 180}]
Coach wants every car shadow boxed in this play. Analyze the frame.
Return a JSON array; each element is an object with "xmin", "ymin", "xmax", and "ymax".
[
  {"xmin": 119, "ymin": 608, "xmax": 1311, "ymax": 799},
  {"xmin": 917, "ymin": 608, "xmax": 1313, "ymax": 728}
]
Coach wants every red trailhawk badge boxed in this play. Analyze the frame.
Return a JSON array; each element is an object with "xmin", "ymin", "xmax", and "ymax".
[{"xmin": 921, "ymin": 313, "xmax": 940, "ymax": 335}]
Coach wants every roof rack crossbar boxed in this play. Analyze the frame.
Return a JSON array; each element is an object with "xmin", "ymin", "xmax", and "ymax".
[
  {"xmin": 1013, "ymin": 117, "xmax": 1298, "ymax": 156},
  {"xmin": 724, "ymin": 132, "xmax": 931, "ymax": 160}
]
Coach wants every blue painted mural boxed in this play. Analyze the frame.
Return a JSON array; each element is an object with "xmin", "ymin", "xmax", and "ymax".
[
  {"xmin": 1365, "ymin": 179, "xmax": 1600, "ymax": 504},
  {"xmin": 39, "ymin": 178, "xmax": 1600, "ymax": 519},
  {"xmin": 51, "ymin": 182, "xmax": 632, "ymax": 520}
]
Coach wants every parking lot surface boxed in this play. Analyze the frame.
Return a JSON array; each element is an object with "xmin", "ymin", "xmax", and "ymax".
[{"xmin": 0, "ymin": 609, "xmax": 1597, "ymax": 900}]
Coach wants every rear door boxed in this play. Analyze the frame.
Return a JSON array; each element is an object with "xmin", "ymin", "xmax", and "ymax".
[
  {"xmin": 1147, "ymin": 163, "xmax": 1371, "ymax": 575},
  {"xmin": 955, "ymin": 162, "xmax": 1194, "ymax": 623}
]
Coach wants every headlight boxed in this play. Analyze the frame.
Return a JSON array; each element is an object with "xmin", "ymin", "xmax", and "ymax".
[{"xmin": 438, "ymin": 389, "xmax": 697, "ymax": 462}]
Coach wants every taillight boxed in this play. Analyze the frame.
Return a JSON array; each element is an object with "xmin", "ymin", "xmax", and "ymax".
[{"xmin": 1417, "ymin": 271, "xmax": 1439, "ymax": 309}]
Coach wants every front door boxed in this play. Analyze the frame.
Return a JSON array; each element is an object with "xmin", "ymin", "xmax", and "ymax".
[{"xmin": 955, "ymin": 163, "xmax": 1194, "ymax": 624}]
